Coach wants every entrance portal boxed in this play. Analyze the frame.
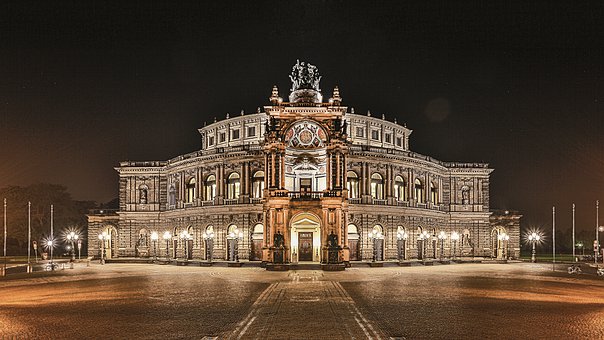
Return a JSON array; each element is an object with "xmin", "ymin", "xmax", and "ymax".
[
  {"xmin": 290, "ymin": 212, "xmax": 321, "ymax": 263},
  {"xmin": 298, "ymin": 232, "xmax": 313, "ymax": 261}
]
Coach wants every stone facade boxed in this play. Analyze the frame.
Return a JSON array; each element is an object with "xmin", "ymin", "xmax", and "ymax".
[{"xmin": 87, "ymin": 62, "xmax": 521, "ymax": 264}]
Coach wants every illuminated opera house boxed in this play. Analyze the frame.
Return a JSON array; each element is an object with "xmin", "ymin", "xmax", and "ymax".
[{"xmin": 87, "ymin": 61, "xmax": 520, "ymax": 268}]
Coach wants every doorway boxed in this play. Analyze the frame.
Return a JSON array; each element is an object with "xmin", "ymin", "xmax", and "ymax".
[
  {"xmin": 290, "ymin": 212, "xmax": 321, "ymax": 262},
  {"xmin": 298, "ymin": 232, "xmax": 313, "ymax": 261}
]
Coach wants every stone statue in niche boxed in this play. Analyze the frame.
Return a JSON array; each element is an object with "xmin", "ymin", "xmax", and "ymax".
[
  {"xmin": 274, "ymin": 231, "xmax": 285, "ymax": 248},
  {"xmin": 328, "ymin": 231, "xmax": 338, "ymax": 248},
  {"xmin": 140, "ymin": 189, "xmax": 147, "ymax": 204}
]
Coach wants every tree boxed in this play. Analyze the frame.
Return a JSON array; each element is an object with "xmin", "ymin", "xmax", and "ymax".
[{"xmin": 0, "ymin": 184, "xmax": 96, "ymax": 255}]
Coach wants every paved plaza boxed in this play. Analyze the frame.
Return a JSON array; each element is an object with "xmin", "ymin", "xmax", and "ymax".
[{"xmin": 1, "ymin": 262, "xmax": 603, "ymax": 339}]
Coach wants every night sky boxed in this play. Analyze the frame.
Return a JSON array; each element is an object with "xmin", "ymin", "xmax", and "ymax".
[{"xmin": 1, "ymin": 1, "xmax": 603, "ymax": 233}]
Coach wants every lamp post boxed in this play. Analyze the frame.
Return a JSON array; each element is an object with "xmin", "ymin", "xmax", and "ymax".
[
  {"xmin": 66, "ymin": 231, "xmax": 79, "ymax": 262},
  {"xmin": 437, "ymin": 231, "xmax": 446, "ymax": 261},
  {"xmin": 163, "ymin": 231, "xmax": 171, "ymax": 262},
  {"xmin": 497, "ymin": 233, "xmax": 510, "ymax": 260},
  {"xmin": 230, "ymin": 230, "xmax": 244, "ymax": 262},
  {"xmin": 77, "ymin": 239, "xmax": 82, "ymax": 260},
  {"xmin": 577, "ymin": 241, "xmax": 584, "ymax": 257},
  {"xmin": 98, "ymin": 231, "xmax": 109, "ymax": 265},
  {"xmin": 33, "ymin": 241, "xmax": 38, "ymax": 263},
  {"xmin": 369, "ymin": 230, "xmax": 383, "ymax": 262},
  {"xmin": 150, "ymin": 231, "xmax": 158, "ymax": 263},
  {"xmin": 397, "ymin": 230, "xmax": 408, "ymax": 261},
  {"xmin": 180, "ymin": 230, "xmax": 192, "ymax": 262},
  {"xmin": 237, "ymin": 231, "xmax": 243, "ymax": 262},
  {"xmin": 528, "ymin": 232, "xmax": 540, "ymax": 263},
  {"xmin": 203, "ymin": 230, "xmax": 214, "ymax": 263},
  {"xmin": 451, "ymin": 231, "xmax": 459, "ymax": 261},
  {"xmin": 46, "ymin": 239, "xmax": 55, "ymax": 270},
  {"xmin": 419, "ymin": 230, "xmax": 429, "ymax": 262}
]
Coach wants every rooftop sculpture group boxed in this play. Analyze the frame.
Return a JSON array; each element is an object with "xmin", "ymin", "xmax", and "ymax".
[{"xmin": 289, "ymin": 59, "xmax": 321, "ymax": 92}]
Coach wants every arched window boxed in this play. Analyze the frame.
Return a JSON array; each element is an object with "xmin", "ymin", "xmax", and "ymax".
[
  {"xmin": 370, "ymin": 173, "xmax": 384, "ymax": 199},
  {"xmin": 372, "ymin": 224, "xmax": 384, "ymax": 237},
  {"xmin": 139, "ymin": 185, "xmax": 148, "ymax": 204},
  {"xmin": 347, "ymin": 171, "xmax": 359, "ymax": 199},
  {"xmin": 186, "ymin": 178, "xmax": 196, "ymax": 203},
  {"xmin": 430, "ymin": 181, "xmax": 438, "ymax": 204},
  {"xmin": 227, "ymin": 173, "xmax": 241, "ymax": 199},
  {"xmin": 205, "ymin": 175, "xmax": 216, "ymax": 201},
  {"xmin": 227, "ymin": 224, "xmax": 240, "ymax": 238},
  {"xmin": 251, "ymin": 223, "xmax": 263, "ymax": 261},
  {"xmin": 414, "ymin": 178, "xmax": 425, "ymax": 203},
  {"xmin": 394, "ymin": 176, "xmax": 406, "ymax": 201},
  {"xmin": 168, "ymin": 185, "xmax": 176, "ymax": 206},
  {"xmin": 252, "ymin": 171, "xmax": 265, "ymax": 198}
]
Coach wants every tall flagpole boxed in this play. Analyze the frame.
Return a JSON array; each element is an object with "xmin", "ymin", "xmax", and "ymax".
[
  {"xmin": 572, "ymin": 203, "xmax": 576, "ymax": 262},
  {"xmin": 596, "ymin": 200, "xmax": 599, "ymax": 265},
  {"xmin": 3, "ymin": 198, "xmax": 6, "ymax": 276},
  {"xmin": 552, "ymin": 206, "xmax": 556, "ymax": 271},
  {"xmin": 28, "ymin": 201, "xmax": 31, "ymax": 267},
  {"xmin": 50, "ymin": 204, "xmax": 54, "ymax": 267}
]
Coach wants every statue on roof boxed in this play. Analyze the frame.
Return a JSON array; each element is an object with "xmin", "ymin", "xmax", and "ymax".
[{"xmin": 289, "ymin": 59, "xmax": 321, "ymax": 92}]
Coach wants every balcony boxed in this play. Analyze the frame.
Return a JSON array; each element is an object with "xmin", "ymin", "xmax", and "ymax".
[
  {"xmin": 372, "ymin": 199, "xmax": 387, "ymax": 205},
  {"xmin": 289, "ymin": 191, "xmax": 323, "ymax": 200},
  {"xmin": 250, "ymin": 197, "xmax": 263, "ymax": 204},
  {"xmin": 201, "ymin": 200, "xmax": 215, "ymax": 206}
]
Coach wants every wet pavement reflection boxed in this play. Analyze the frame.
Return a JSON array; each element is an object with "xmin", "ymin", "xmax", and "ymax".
[{"xmin": 0, "ymin": 262, "xmax": 602, "ymax": 339}]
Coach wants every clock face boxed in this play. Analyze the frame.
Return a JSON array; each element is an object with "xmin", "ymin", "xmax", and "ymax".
[{"xmin": 285, "ymin": 121, "xmax": 327, "ymax": 149}]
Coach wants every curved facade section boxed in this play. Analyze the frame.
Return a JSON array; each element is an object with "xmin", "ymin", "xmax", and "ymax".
[{"xmin": 87, "ymin": 62, "xmax": 520, "ymax": 266}]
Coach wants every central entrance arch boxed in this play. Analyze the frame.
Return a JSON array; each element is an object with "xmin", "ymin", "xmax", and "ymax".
[{"xmin": 290, "ymin": 212, "xmax": 321, "ymax": 263}]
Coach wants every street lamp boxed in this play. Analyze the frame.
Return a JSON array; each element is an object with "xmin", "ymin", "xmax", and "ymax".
[
  {"xmin": 437, "ymin": 231, "xmax": 446, "ymax": 261},
  {"xmin": 97, "ymin": 231, "xmax": 109, "ymax": 265},
  {"xmin": 369, "ymin": 230, "xmax": 383, "ymax": 262},
  {"xmin": 498, "ymin": 232, "xmax": 510, "ymax": 260},
  {"xmin": 203, "ymin": 230, "xmax": 214, "ymax": 263},
  {"xmin": 229, "ymin": 230, "xmax": 244, "ymax": 262},
  {"xmin": 150, "ymin": 231, "xmax": 159, "ymax": 262},
  {"xmin": 77, "ymin": 239, "xmax": 82, "ymax": 260},
  {"xmin": 451, "ymin": 231, "xmax": 460, "ymax": 261},
  {"xmin": 163, "ymin": 231, "xmax": 171, "ymax": 262},
  {"xmin": 528, "ymin": 232, "xmax": 541, "ymax": 263},
  {"xmin": 180, "ymin": 230, "xmax": 192, "ymax": 262},
  {"xmin": 577, "ymin": 241, "xmax": 584, "ymax": 257},
  {"xmin": 44, "ymin": 237, "xmax": 56, "ymax": 270},
  {"xmin": 397, "ymin": 230, "xmax": 408, "ymax": 261},
  {"xmin": 418, "ymin": 230, "xmax": 430, "ymax": 262},
  {"xmin": 66, "ymin": 231, "xmax": 79, "ymax": 262}
]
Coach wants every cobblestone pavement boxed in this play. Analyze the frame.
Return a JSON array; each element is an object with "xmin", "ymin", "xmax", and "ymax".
[{"xmin": 1, "ymin": 262, "xmax": 603, "ymax": 339}]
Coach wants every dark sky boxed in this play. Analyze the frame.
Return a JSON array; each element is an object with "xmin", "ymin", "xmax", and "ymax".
[{"xmin": 1, "ymin": 1, "xmax": 603, "ymax": 233}]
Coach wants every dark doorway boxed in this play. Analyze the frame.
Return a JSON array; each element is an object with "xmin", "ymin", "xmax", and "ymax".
[
  {"xmin": 348, "ymin": 239, "xmax": 359, "ymax": 261},
  {"xmin": 299, "ymin": 232, "xmax": 313, "ymax": 261},
  {"xmin": 251, "ymin": 239, "xmax": 262, "ymax": 260},
  {"xmin": 187, "ymin": 239, "xmax": 193, "ymax": 259}
]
